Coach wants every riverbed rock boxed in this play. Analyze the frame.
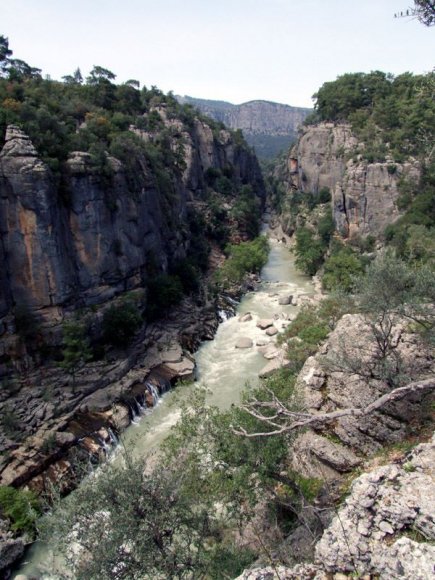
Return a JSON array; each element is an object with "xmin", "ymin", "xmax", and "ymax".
[
  {"xmin": 278, "ymin": 294, "xmax": 293, "ymax": 306},
  {"xmin": 110, "ymin": 403, "xmax": 131, "ymax": 430},
  {"xmin": 266, "ymin": 326, "xmax": 278, "ymax": 336},
  {"xmin": 259, "ymin": 357, "xmax": 291, "ymax": 378},
  {"xmin": 239, "ymin": 313, "xmax": 253, "ymax": 322},
  {"xmin": 235, "ymin": 337, "xmax": 254, "ymax": 349},
  {"xmin": 257, "ymin": 319, "xmax": 274, "ymax": 330}
]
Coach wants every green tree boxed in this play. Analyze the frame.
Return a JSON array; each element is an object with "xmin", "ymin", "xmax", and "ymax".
[
  {"xmin": 294, "ymin": 227, "xmax": 325, "ymax": 276},
  {"xmin": 59, "ymin": 321, "xmax": 92, "ymax": 392},
  {"xmin": 102, "ymin": 299, "xmax": 142, "ymax": 346}
]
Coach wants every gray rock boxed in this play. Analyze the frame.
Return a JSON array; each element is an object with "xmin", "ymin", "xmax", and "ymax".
[
  {"xmin": 235, "ymin": 337, "xmax": 254, "ymax": 349},
  {"xmin": 315, "ymin": 435, "xmax": 435, "ymax": 577},
  {"xmin": 278, "ymin": 294, "xmax": 293, "ymax": 305},
  {"xmin": 0, "ymin": 537, "xmax": 24, "ymax": 572},
  {"xmin": 256, "ymin": 319, "xmax": 274, "ymax": 330},
  {"xmin": 239, "ymin": 313, "xmax": 253, "ymax": 322},
  {"xmin": 265, "ymin": 326, "xmax": 278, "ymax": 336}
]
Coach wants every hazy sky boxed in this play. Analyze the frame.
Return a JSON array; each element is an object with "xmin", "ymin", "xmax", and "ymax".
[{"xmin": 2, "ymin": 0, "xmax": 434, "ymax": 107}]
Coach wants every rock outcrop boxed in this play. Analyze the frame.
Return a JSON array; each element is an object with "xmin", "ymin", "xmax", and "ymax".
[
  {"xmin": 316, "ymin": 434, "xmax": 435, "ymax": 578},
  {"xmin": 291, "ymin": 314, "xmax": 434, "ymax": 480},
  {"xmin": 283, "ymin": 122, "xmax": 420, "ymax": 238}
]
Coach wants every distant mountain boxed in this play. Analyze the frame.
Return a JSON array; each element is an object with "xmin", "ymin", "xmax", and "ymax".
[{"xmin": 176, "ymin": 96, "xmax": 312, "ymax": 159}]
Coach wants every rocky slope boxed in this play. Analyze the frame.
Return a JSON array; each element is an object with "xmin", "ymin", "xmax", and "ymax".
[
  {"xmin": 237, "ymin": 310, "xmax": 435, "ymax": 580},
  {"xmin": 279, "ymin": 122, "xmax": 420, "ymax": 238},
  {"xmin": 177, "ymin": 96, "xmax": 311, "ymax": 159},
  {"xmin": 237, "ymin": 435, "xmax": 435, "ymax": 580}
]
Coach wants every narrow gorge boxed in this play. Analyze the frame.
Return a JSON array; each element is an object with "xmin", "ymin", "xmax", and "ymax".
[{"xmin": 0, "ymin": 51, "xmax": 434, "ymax": 580}]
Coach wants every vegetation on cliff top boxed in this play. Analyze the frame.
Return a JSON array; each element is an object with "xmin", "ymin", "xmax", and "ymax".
[{"xmin": 306, "ymin": 70, "xmax": 434, "ymax": 163}]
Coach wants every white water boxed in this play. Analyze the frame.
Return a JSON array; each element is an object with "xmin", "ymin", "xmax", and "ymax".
[{"xmin": 15, "ymin": 237, "xmax": 314, "ymax": 579}]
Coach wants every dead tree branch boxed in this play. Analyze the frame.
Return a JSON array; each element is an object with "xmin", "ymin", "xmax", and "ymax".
[{"xmin": 232, "ymin": 377, "xmax": 435, "ymax": 438}]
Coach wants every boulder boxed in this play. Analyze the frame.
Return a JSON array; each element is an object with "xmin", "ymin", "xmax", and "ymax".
[
  {"xmin": 256, "ymin": 319, "xmax": 274, "ymax": 330},
  {"xmin": 239, "ymin": 312, "xmax": 253, "ymax": 323},
  {"xmin": 259, "ymin": 357, "xmax": 291, "ymax": 378},
  {"xmin": 266, "ymin": 326, "xmax": 278, "ymax": 336},
  {"xmin": 235, "ymin": 337, "xmax": 254, "ymax": 349},
  {"xmin": 0, "ymin": 537, "xmax": 24, "ymax": 573},
  {"xmin": 278, "ymin": 294, "xmax": 293, "ymax": 305}
]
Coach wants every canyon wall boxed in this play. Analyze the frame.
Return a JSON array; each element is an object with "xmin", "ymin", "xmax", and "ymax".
[{"xmin": 283, "ymin": 122, "xmax": 420, "ymax": 238}]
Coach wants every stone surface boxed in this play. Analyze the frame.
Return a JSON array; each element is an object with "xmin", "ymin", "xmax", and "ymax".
[
  {"xmin": 235, "ymin": 337, "xmax": 254, "ymax": 349},
  {"xmin": 0, "ymin": 537, "xmax": 24, "ymax": 572},
  {"xmin": 239, "ymin": 312, "xmax": 253, "ymax": 322},
  {"xmin": 265, "ymin": 326, "xmax": 278, "ymax": 336},
  {"xmin": 281, "ymin": 122, "xmax": 420, "ymax": 238},
  {"xmin": 278, "ymin": 294, "xmax": 293, "ymax": 305},
  {"xmin": 257, "ymin": 319, "xmax": 274, "ymax": 330},
  {"xmin": 315, "ymin": 435, "xmax": 435, "ymax": 578},
  {"xmin": 259, "ymin": 357, "xmax": 291, "ymax": 378},
  {"xmin": 291, "ymin": 314, "xmax": 435, "ymax": 480}
]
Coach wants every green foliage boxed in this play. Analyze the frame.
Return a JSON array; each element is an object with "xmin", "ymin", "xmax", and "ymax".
[
  {"xmin": 294, "ymin": 227, "xmax": 325, "ymax": 276},
  {"xmin": 385, "ymin": 161, "xmax": 435, "ymax": 263},
  {"xmin": 217, "ymin": 236, "xmax": 269, "ymax": 286},
  {"xmin": 312, "ymin": 71, "xmax": 435, "ymax": 161},
  {"xmin": 0, "ymin": 405, "xmax": 21, "ymax": 440},
  {"xmin": 322, "ymin": 246, "xmax": 365, "ymax": 292},
  {"xmin": 0, "ymin": 486, "xmax": 41, "ymax": 536},
  {"xmin": 146, "ymin": 274, "xmax": 184, "ymax": 320},
  {"xmin": 102, "ymin": 299, "xmax": 142, "ymax": 347},
  {"xmin": 318, "ymin": 186, "xmax": 332, "ymax": 203},
  {"xmin": 230, "ymin": 185, "xmax": 262, "ymax": 239},
  {"xmin": 60, "ymin": 320, "xmax": 92, "ymax": 390}
]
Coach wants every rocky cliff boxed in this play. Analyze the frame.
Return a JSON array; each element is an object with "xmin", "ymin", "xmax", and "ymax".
[
  {"xmin": 177, "ymin": 96, "xmax": 312, "ymax": 159},
  {"xmin": 0, "ymin": 116, "xmax": 263, "ymax": 339},
  {"xmin": 282, "ymin": 122, "xmax": 420, "ymax": 238}
]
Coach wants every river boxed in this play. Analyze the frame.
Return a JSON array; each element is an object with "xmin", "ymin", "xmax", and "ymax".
[{"xmin": 14, "ymin": 234, "xmax": 314, "ymax": 579}]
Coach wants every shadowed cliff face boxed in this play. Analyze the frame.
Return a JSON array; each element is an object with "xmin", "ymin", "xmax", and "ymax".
[
  {"xmin": 285, "ymin": 122, "xmax": 420, "ymax": 237},
  {"xmin": 0, "ymin": 116, "xmax": 264, "ymax": 325}
]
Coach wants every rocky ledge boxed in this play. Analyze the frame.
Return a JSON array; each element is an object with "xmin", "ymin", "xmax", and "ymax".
[{"xmin": 237, "ymin": 434, "xmax": 435, "ymax": 580}]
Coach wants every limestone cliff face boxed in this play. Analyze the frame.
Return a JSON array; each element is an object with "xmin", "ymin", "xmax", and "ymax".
[
  {"xmin": 286, "ymin": 122, "xmax": 420, "ymax": 237},
  {"xmin": 0, "ymin": 119, "xmax": 264, "ymax": 327}
]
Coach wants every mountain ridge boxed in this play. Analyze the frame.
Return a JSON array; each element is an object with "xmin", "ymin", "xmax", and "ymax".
[{"xmin": 176, "ymin": 95, "xmax": 312, "ymax": 158}]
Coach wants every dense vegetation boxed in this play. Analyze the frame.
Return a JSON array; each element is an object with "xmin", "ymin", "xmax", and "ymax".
[{"xmin": 306, "ymin": 70, "xmax": 434, "ymax": 163}]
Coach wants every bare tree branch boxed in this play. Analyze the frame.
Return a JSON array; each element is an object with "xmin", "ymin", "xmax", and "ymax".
[{"xmin": 232, "ymin": 377, "xmax": 435, "ymax": 438}]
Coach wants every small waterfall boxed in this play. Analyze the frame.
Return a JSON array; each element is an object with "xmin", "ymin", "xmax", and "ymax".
[{"xmin": 145, "ymin": 382, "xmax": 160, "ymax": 406}]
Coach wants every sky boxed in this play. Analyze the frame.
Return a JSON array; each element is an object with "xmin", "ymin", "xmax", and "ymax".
[{"xmin": 2, "ymin": 0, "xmax": 434, "ymax": 108}]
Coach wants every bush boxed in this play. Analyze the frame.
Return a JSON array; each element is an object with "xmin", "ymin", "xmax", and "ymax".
[
  {"xmin": 318, "ymin": 186, "xmax": 332, "ymax": 203},
  {"xmin": 294, "ymin": 227, "xmax": 325, "ymax": 276},
  {"xmin": 217, "ymin": 236, "xmax": 269, "ymax": 286},
  {"xmin": 0, "ymin": 486, "xmax": 41, "ymax": 536},
  {"xmin": 146, "ymin": 274, "xmax": 184, "ymax": 320},
  {"xmin": 102, "ymin": 299, "xmax": 142, "ymax": 346},
  {"xmin": 322, "ymin": 247, "xmax": 365, "ymax": 292}
]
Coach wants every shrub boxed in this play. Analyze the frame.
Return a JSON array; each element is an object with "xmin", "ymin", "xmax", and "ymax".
[
  {"xmin": 318, "ymin": 186, "xmax": 332, "ymax": 203},
  {"xmin": 146, "ymin": 274, "xmax": 184, "ymax": 320},
  {"xmin": 217, "ymin": 236, "xmax": 269, "ymax": 286},
  {"xmin": 0, "ymin": 486, "xmax": 41, "ymax": 536},
  {"xmin": 102, "ymin": 299, "xmax": 142, "ymax": 346},
  {"xmin": 322, "ymin": 247, "xmax": 365, "ymax": 292},
  {"xmin": 294, "ymin": 227, "xmax": 325, "ymax": 276}
]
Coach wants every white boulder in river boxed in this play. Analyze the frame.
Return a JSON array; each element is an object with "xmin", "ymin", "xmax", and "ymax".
[
  {"xmin": 235, "ymin": 337, "xmax": 254, "ymax": 349},
  {"xmin": 257, "ymin": 319, "xmax": 274, "ymax": 330}
]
